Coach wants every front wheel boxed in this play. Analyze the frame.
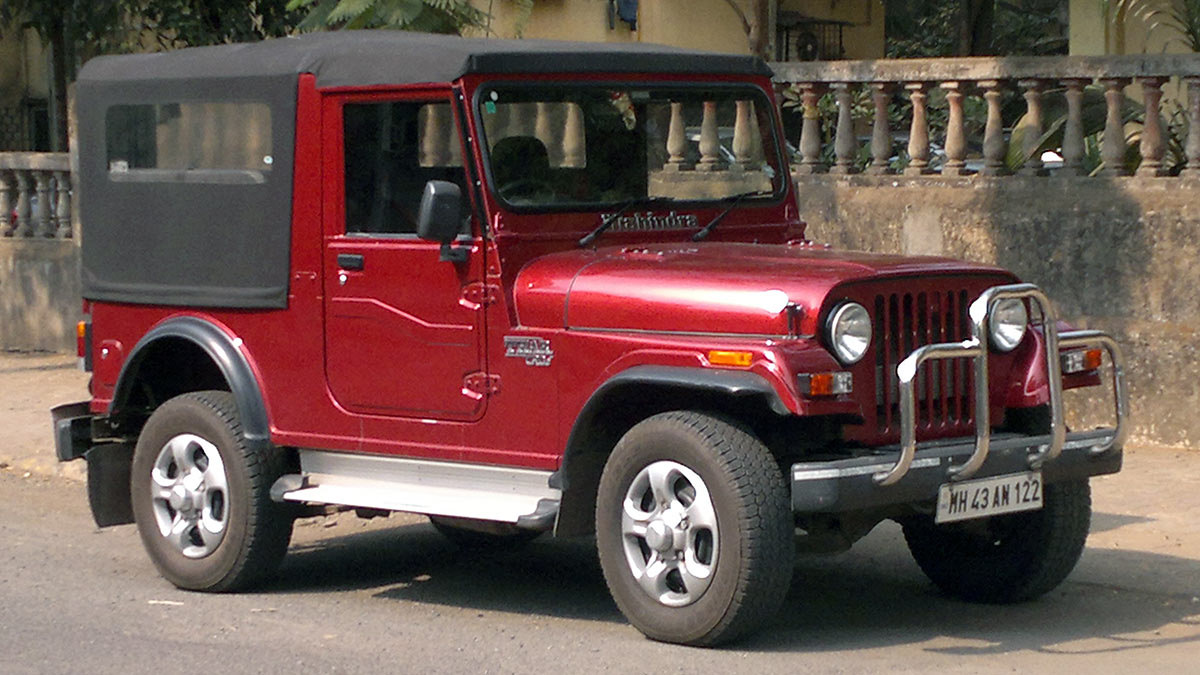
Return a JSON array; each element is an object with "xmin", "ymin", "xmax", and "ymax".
[
  {"xmin": 131, "ymin": 391, "xmax": 293, "ymax": 592},
  {"xmin": 596, "ymin": 411, "xmax": 793, "ymax": 646},
  {"xmin": 902, "ymin": 479, "xmax": 1091, "ymax": 603}
]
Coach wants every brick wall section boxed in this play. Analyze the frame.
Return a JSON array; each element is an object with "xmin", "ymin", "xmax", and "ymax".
[
  {"xmin": 797, "ymin": 173, "xmax": 1199, "ymax": 449},
  {"xmin": 0, "ymin": 238, "xmax": 79, "ymax": 352}
]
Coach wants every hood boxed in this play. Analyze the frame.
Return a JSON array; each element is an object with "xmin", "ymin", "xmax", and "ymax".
[{"xmin": 514, "ymin": 242, "xmax": 1016, "ymax": 336}]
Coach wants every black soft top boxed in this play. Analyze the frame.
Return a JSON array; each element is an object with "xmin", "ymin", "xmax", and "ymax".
[
  {"xmin": 77, "ymin": 32, "xmax": 770, "ymax": 310},
  {"xmin": 79, "ymin": 30, "xmax": 772, "ymax": 88}
]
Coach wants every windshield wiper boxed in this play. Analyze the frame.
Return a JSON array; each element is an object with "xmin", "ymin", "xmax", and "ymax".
[
  {"xmin": 578, "ymin": 197, "xmax": 671, "ymax": 248},
  {"xmin": 691, "ymin": 190, "xmax": 772, "ymax": 242}
]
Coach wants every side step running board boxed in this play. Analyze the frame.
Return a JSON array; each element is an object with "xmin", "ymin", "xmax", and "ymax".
[{"xmin": 271, "ymin": 450, "xmax": 561, "ymax": 527}]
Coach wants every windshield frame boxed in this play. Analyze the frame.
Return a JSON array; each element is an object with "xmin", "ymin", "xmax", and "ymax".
[{"xmin": 470, "ymin": 77, "xmax": 789, "ymax": 214}]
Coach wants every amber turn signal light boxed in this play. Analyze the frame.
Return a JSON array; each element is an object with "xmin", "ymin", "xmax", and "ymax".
[
  {"xmin": 798, "ymin": 372, "xmax": 853, "ymax": 397},
  {"xmin": 1061, "ymin": 348, "xmax": 1103, "ymax": 375}
]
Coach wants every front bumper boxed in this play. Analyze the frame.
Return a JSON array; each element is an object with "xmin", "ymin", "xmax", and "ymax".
[{"xmin": 790, "ymin": 283, "xmax": 1128, "ymax": 515}]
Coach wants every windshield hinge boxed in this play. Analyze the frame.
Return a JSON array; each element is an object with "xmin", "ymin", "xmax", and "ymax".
[
  {"xmin": 460, "ymin": 282, "xmax": 500, "ymax": 310},
  {"xmin": 462, "ymin": 372, "xmax": 501, "ymax": 400}
]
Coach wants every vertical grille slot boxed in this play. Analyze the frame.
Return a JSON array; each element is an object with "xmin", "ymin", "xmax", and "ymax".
[{"xmin": 873, "ymin": 289, "xmax": 975, "ymax": 435}]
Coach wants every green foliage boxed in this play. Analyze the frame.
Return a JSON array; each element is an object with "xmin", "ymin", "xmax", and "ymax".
[
  {"xmin": 133, "ymin": 1, "xmax": 303, "ymax": 50},
  {"xmin": 886, "ymin": 0, "xmax": 1068, "ymax": 58},
  {"xmin": 286, "ymin": 0, "xmax": 487, "ymax": 34},
  {"xmin": 0, "ymin": 1, "xmax": 126, "ymax": 56},
  {"xmin": 1102, "ymin": 0, "xmax": 1200, "ymax": 52}
]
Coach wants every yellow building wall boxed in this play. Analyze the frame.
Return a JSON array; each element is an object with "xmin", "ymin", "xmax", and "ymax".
[
  {"xmin": 1069, "ymin": 0, "xmax": 1192, "ymax": 55},
  {"xmin": 473, "ymin": 0, "xmax": 885, "ymax": 59}
]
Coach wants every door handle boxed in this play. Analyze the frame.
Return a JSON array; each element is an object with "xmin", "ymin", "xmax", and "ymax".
[{"xmin": 337, "ymin": 253, "xmax": 364, "ymax": 271}]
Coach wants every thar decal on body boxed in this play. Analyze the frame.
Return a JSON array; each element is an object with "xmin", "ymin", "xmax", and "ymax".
[{"xmin": 504, "ymin": 336, "xmax": 554, "ymax": 366}]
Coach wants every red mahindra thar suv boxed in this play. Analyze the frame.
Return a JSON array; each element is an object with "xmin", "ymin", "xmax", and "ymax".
[{"xmin": 53, "ymin": 31, "xmax": 1127, "ymax": 646}]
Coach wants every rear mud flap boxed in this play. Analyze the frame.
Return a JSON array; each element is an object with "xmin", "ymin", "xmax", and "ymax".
[{"xmin": 86, "ymin": 443, "xmax": 134, "ymax": 527}]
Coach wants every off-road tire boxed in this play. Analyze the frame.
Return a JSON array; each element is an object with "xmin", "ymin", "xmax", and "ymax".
[
  {"xmin": 131, "ymin": 391, "xmax": 293, "ymax": 592},
  {"xmin": 596, "ymin": 411, "xmax": 793, "ymax": 646},
  {"xmin": 902, "ymin": 479, "xmax": 1091, "ymax": 603},
  {"xmin": 429, "ymin": 515, "xmax": 542, "ymax": 548}
]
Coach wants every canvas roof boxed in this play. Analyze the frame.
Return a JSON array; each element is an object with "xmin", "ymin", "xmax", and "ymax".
[{"xmin": 78, "ymin": 30, "xmax": 773, "ymax": 88}]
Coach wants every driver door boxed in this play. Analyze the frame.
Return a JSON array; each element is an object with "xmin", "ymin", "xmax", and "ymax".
[{"xmin": 322, "ymin": 91, "xmax": 486, "ymax": 420}]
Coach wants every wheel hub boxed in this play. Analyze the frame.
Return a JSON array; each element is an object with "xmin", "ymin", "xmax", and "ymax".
[
  {"xmin": 645, "ymin": 520, "xmax": 674, "ymax": 553},
  {"xmin": 620, "ymin": 460, "xmax": 719, "ymax": 607},
  {"xmin": 150, "ymin": 433, "xmax": 229, "ymax": 559}
]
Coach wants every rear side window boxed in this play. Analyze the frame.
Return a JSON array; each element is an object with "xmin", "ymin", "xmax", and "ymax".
[{"xmin": 105, "ymin": 102, "xmax": 273, "ymax": 183}]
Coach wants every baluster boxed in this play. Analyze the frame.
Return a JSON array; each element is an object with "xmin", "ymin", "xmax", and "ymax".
[
  {"xmin": 979, "ymin": 80, "xmax": 1007, "ymax": 176},
  {"xmin": 54, "ymin": 170, "xmax": 72, "ymax": 238},
  {"xmin": 941, "ymin": 81, "xmax": 969, "ymax": 176},
  {"xmin": 904, "ymin": 82, "xmax": 932, "ymax": 176},
  {"xmin": 1184, "ymin": 77, "xmax": 1200, "ymax": 177},
  {"xmin": 535, "ymin": 101, "xmax": 558, "ymax": 165},
  {"xmin": 34, "ymin": 171, "xmax": 52, "ymax": 237},
  {"xmin": 747, "ymin": 104, "xmax": 764, "ymax": 164},
  {"xmin": 794, "ymin": 83, "xmax": 826, "ymax": 175},
  {"xmin": 1018, "ymin": 79, "xmax": 1046, "ymax": 176},
  {"xmin": 830, "ymin": 83, "xmax": 858, "ymax": 175},
  {"xmin": 664, "ymin": 101, "xmax": 691, "ymax": 171},
  {"xmin": 1061, "ymin": 79, "xmax": 1088, "ymax": 176},
  {"xmin": 1100, "ymin": 78, "xmax": 1131, "ymax": 176},
  {"xmin": 866, "ymin": 82, "xmax": 894, "ymax": 175},
  {"xmin": 696, "ymin": 101, "xmax": 722, "ymax": 172},
  {"xmin": 13, "ymin": 170, "xmax": 31, "ymax": 237},
  {"xmin": 732, "ymin": 99, "xmax": 754, "ymax": 170},
  {"xmin": 562, "ymin": 103, "xmax": 585, "ymax": 168},
  {"xmin": 0, "ymin": 171, "xmax": 12, "ymax": 237},
  {"xmin": 1137, "ymin": 77, "xmax": 1167, "ymax": 177}
]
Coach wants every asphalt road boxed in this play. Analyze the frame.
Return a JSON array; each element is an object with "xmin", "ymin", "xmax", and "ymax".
[{"xmin": 3, "ymin": 450, "xmax": 1199, "ymax": 675}]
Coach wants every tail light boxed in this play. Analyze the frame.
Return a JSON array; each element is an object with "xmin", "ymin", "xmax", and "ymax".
[{"xmin": 77, "ymin": 321, "xmax": 92, "ymax": 372}]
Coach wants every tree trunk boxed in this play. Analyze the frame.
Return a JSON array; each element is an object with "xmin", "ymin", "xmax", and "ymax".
[
  {"xmin": 48, "ymin": 17, "xmax": 69, "ymax": 151},
  {"xmin": 956, "ymin": 0, "xmax": 995, "ymax": 56},
  {"xmin": 721, "ymin": 0, "xmax": 771, "ymax": 60}
]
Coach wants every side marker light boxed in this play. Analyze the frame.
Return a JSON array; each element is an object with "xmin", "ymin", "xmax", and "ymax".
[{"xmin": 707, "ymin": 350, "xmax": 754, "ymax": 367}]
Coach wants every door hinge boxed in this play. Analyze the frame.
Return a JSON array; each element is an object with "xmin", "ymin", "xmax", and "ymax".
[
  {"xmin": 462, "ymin": 372, "xmax": 501, "ymax": 400},
  {"xmin": 460, "ymin": 282, "xmax": 500, "ymax": 310}
]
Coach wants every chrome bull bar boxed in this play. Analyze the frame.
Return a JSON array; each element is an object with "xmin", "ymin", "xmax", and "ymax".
[{"xmin": 873, "ymin": 283, "xmax": 1129, "ymax": 487}]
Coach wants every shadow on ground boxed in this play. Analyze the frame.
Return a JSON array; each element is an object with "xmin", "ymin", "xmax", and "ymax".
[{"xmin": 268, "ymin": 512, "xmax": 1200, "ymax": 655}]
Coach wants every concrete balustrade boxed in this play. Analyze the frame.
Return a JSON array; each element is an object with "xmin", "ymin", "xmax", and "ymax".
[
  {"xmin": 773, "ymin": 54, "xmax": 1200, "ymax": 178},
  {"xmin": 0, "ymin": 153, "xmax": 72, "ymax": 239}
]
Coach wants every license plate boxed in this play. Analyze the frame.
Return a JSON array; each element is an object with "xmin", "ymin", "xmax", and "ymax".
[{"xmin": 935, "ymin": 471, "xmax": 1043, "ymax": 524}]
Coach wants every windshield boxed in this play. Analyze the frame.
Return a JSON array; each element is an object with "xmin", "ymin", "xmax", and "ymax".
[{"xmin": 477, "ymin": 84, "xmax": 785, "ymax": 209}]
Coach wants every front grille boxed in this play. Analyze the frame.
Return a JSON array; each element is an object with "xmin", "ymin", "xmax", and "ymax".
[{"xmin": 872, "ymin": 290, "xmax": 975, "ymax": 435}]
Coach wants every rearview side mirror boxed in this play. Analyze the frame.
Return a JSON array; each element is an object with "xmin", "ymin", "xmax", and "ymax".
[{"xmin": 417, "ymin": 180, "xmax": 468, "ymax": 262}]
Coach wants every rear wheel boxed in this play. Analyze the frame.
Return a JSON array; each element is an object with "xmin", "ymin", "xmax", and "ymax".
[
  {"xmin": 902, "ymin": 479, "xmax": 1091, "ymax": 603},
  {"xmin": 131, "ymin": 391, "xmax": 293, "ymax": 592},
  {"xmin": 596, "ymin": 411, "xmax": 793, "ymax": 646}
]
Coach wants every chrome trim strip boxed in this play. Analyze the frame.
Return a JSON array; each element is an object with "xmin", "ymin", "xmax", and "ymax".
[
  {"xmin": 794, "ymin": 457, "xmax": 940, "ymax": 482},
  {"xmin": 874, "ymin": 283, "xmax": 1128, "ymax": 487},
  {"xmin": 568, "ymin": 326, "xmax": 813, "ymax": 340}
]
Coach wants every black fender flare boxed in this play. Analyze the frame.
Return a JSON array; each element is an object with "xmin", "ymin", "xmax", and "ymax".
[
  {"xmin": 110, "ymin": 316, "xmax": 270, "ymax": 446},
  {"xmin": 551, "ymin": 365, "xmax": 789, "ymax": 535}
]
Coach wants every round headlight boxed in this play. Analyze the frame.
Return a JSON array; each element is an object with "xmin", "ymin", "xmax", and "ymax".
[
  {"xmin": 827, "ymin": 302, "xmax": 872, "ymax": 365},
  {"xmin": 989, "ymin": 298, "xmax": 1028, "ymax": 352}
]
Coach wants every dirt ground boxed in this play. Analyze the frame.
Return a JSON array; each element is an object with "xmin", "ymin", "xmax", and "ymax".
[{"xmin": 3, "ymin": 349, "xmax": 1200, "ymax": 671}]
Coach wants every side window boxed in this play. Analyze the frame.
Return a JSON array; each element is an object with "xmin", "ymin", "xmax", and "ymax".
[
  {"xmin": 105, "ymin": 102, "xmax": 273, "ymax": 183},
  {"xmin": 343, "ymin": 100, "xmax": 467, "ymax": 235}
]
